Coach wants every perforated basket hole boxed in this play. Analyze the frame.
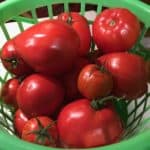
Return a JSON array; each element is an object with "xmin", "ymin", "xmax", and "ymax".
[
  {"xmin": 69, "ymin": 3, "xmax": 80, "ymax": 12},
  {"xmin": 52, "ymin": 3, "xmax": 64, "ymax": 16},
  {"xmin": 0, "ymin": 21, "xmax": 23, "ymax": 44},
  {"xmin": 36, "ymin": 6, "xmax": 48, "ymax": 19},
  {"xmin": 142, "ymin": 0, "xmax": 150, "ymax": 4}
]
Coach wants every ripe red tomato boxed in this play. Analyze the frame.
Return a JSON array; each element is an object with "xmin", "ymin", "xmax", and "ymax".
[
  {"xmin": 14, "ymin": 109, "xmax": 28, "ymax": 137},
  {"xmin": 78, "ymin": 64, "xmax": 113, "ymax": 100},
  {"xmin": 17, "ymin": 74, "xmax": 64, "ymax": 118},
  {"xmin": 145, "ymin": 60, "xmax": 150, "ymax": 82},
  {"xmin": 93, "ymin": 8, "xmax": 140, "ymax": 54},
  {"xmin": 58, "ymin": 12, "xmax": 91, "ymax": 57},
  {"xmin": 57, "ymin": 99, "xmax": 124, "ymax": 148},
  {"xmin": 0, "ymin": 40, "xmax": 33, "ymax": 76},
  {"xmin": 1, "ymin": 77, "xmax": 21, "ymax": 108},
  {"xmin": 63, "ymin": 57, "xmax": 89, "ymax": 101},
  {"xmin": 22, "ymin": 116, "xmax": 58, "ymax": 147},
  {"xmin": 97, "ymin": 52, "xmax": 147, "ymax": 99},
  {"xmin": 14, "ymin": 20, "xmax": 80, "ymax": 76}
]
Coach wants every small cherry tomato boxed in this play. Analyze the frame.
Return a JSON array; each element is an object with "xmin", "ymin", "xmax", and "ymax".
[
  {"xmin": 1, "ymin": 77, "xmax": 21, "ymax": 108},
  {"xmin": 14, "ymin": 109, "xmax": 28, "ymax": 137},
  {"xmin": 22, "ymin": 116, "xmax": 58, "ymax": 147}
]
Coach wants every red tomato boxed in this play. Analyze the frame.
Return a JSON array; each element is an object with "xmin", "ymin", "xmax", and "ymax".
[
  {"xmin": 93, "ymin": 8, "xmax": 140, "ymax": 54},
  {"xmin": 58, "ymin": 12, "xmax": 91, "ymax": 57},
  {"xmin": 17, "ymin": 74, "xmax": 64, "ymax": 118},
  {"xmin": 57, "ymin": 99, "xmax": 124, "ymax": 148},
  {"xmin": 14, "ymin": 20, "xmax": 80, "ymax": 76},
  {"xmin": 0, "ymin": 40, "xmax": 33, "ymax": 76},
  {"xmin": 22, "ymin": 116, "xmax": 58, "ymax": 147},
  {"xmin": 14, "ymin": 109, "xmax": 28, "ymax": 137},
  {"xmin": 145, "ymin": 60, "xmax": 150, "ymax": 82},
  {"xmin": 78, "ymin": 64, "xmax": 113, "ymax": 100},
  {"xmin": 1, "ymin": 77, "xmax": 21, "ymax": 108},
  {"xmin": 63, "ymin": 57, "xmax": 89, "ymax": 101},
  {"xmin": 97, "ymin": 52, "xmax": 147, "ymax": 99}
]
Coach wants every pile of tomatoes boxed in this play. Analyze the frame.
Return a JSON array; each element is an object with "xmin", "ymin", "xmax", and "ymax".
[{"xmin": 0, "ymin": 7, "xmax": 150, "ymax": 148}]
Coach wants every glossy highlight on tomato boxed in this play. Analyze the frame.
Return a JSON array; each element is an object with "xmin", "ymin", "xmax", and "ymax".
[
  {"xmin": 14, "ymin": 20, "xmax": 80, "ymax": 75},
  {"xmin": 58, "ymin": 12, "xmax": 91, "ymax": 57},
  {"xmin": 97, "ymin": 52, "xmax": 147, "ymax": 99},
  {"xmin": 93, "ymin": 8, "xmax": 140, "ymax": 54},
  {"xmin": 14, "ymin": 109, "xmax": 28, "ymax": 137},
  {"xmin": 17, "ymin": 74, "xmax": 64, "ymax": 118},
  {"xmin": 57, "ymin": 99, "xmax": 124, "ymax": 148},
  {"xmin": 0, "ymin": 40, "xmax": 33, "ymax": 76}
]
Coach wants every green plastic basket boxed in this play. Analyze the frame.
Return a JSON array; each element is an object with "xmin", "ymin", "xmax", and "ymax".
[{"xmin": 0, "ymin": 0, "xmax": 150, "ymax": 150}]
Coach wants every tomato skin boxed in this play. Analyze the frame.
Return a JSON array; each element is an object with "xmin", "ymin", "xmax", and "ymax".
[
  {"xmin": 1, "ymin": 77, "xmax": 20, "ymax": 108},
  {"xmin": 93, "ymin": 8, "xmax": 140, "ymax": 54},
  {"xmin": 17, "ymin": 74, "xmax": 64, "ymax": 118},
  {"xmin": 0, "ymin": 40, "xmax": 33, "ymax": 76},
  {"xmin": 14, "ymin": 109, "xmax": 28, "ymax": 137},
  {"xmin": 22, "ymin": 116, "xmax": 58, "ymax": 146},
  {"xmin": 63, "ymin": 57, "xmax": 89, "ymax": 101},
  {"xmin": 58, "ymin": 12, "xmax": 91, "ymax": 57},
  {"xmin": 78, "ymin": 64, "xmax": 113, "ymax": 100},
  {"xmin": 14, "ymin": 20, "xmax": 80, "ymax": 76},
  {"xmin": 97, "ymin": 52, "xmax": 147, "ymax": 99},
  {"xmin": 57, "ymin": 99, "xmax": 124, "ymax": 148}
]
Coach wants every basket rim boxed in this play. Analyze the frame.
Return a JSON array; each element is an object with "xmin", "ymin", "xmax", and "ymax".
[
  {"xmin": 0, "ymin": 0, "xmax": 150, "ymax": 26},
  {"xmin": 0, "ymin": 0, "xmax": 150, "ymax": 150},
  {"xmin": 0, "ymin": 130, "xmax": 150, "ymax": 150}
]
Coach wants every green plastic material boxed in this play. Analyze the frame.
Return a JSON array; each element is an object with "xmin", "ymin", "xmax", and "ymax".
[{"xmin": 0, "ymin": 0, "xmax": 150, "ymax": 150}]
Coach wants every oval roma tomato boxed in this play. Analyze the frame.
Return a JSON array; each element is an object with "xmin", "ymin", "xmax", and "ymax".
[
  {"xmin": 58, "ymin": 12, "xmax": 91, "ymax": 57},
  {"xmin": 1, "ymin": 77, "xmax": 21, "ymax": 108},
  {"xmin": 57, "ymin": 99, "xmax": 124, "ymax": 148},
  {"xmin": 63, "ymin": 57, "xmax": 89, "ymax": 101},
  {"xmin": 78, "ymin": 64, "xmax": 113, "ymax": 100},
  {"xmin": 97, "ymin": 52, "xmax": 147, "ymax": 99},
  {"xmin": 13, "ymin": 20, "xmax": 80, "ymax": 76},
  {"xmin": 17, "ymin": 74, "xmax": 64, "ymax": 118},
  {"xmin": 93, "ymin": 8, "xmax": 140, "ymax": 54},
  {"xmin": 0, "ymin": 40, "xmax": 33, "ymax": 76},
  {"xmin": 22, "ymin": 116, "xmax": 58, "ymax": 147},
  {"xmin": 14, "ymin": 109, "xmax": 28, "ymax": 137}
]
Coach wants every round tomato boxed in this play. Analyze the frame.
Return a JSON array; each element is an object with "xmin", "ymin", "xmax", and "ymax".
[
  {"xmin": 22, "ymin": 116, "xmax": 58, "ymax": 147},
  {"xmin": 14, "ymin": 109, "xmax": 28, "ymax": 137},
  {"xmin": 57, "ymin": 99, "xmax": 124, "ymax": 148},
  {"xmin": 63, "ymin": 57, "xmax": 89, "ymax": 101},
  {"xmin": 78, "ymin": 64, "xmax": 113, "ymax": 100},
  {"xmin": 145, "ymin": 60, "xmax": 150, "ymax": 82},
  {"xmin": 58, "ymin": 12, "xmax": 91, "ymax": 57},
  {"xmin": 14, "ymin": 20, "xmax": 80, "ymax": 76},
  {"xmin": 96, "ymin": 52, "xmax": 147, "ymax": 99},
  {"xmin": 1, "ymin": 77, "xmax": 21, "ymax": 108},
  {"xmin": 17, "ymin": 74, "xmax": 64, "ymax": 118},
  {"xmin": 0, "ymin": 40, "xmax": 33, "ymax": 76},
  {"xmin": 93, "ymin": 8, "xmax": 140, "ymax": 54}
]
